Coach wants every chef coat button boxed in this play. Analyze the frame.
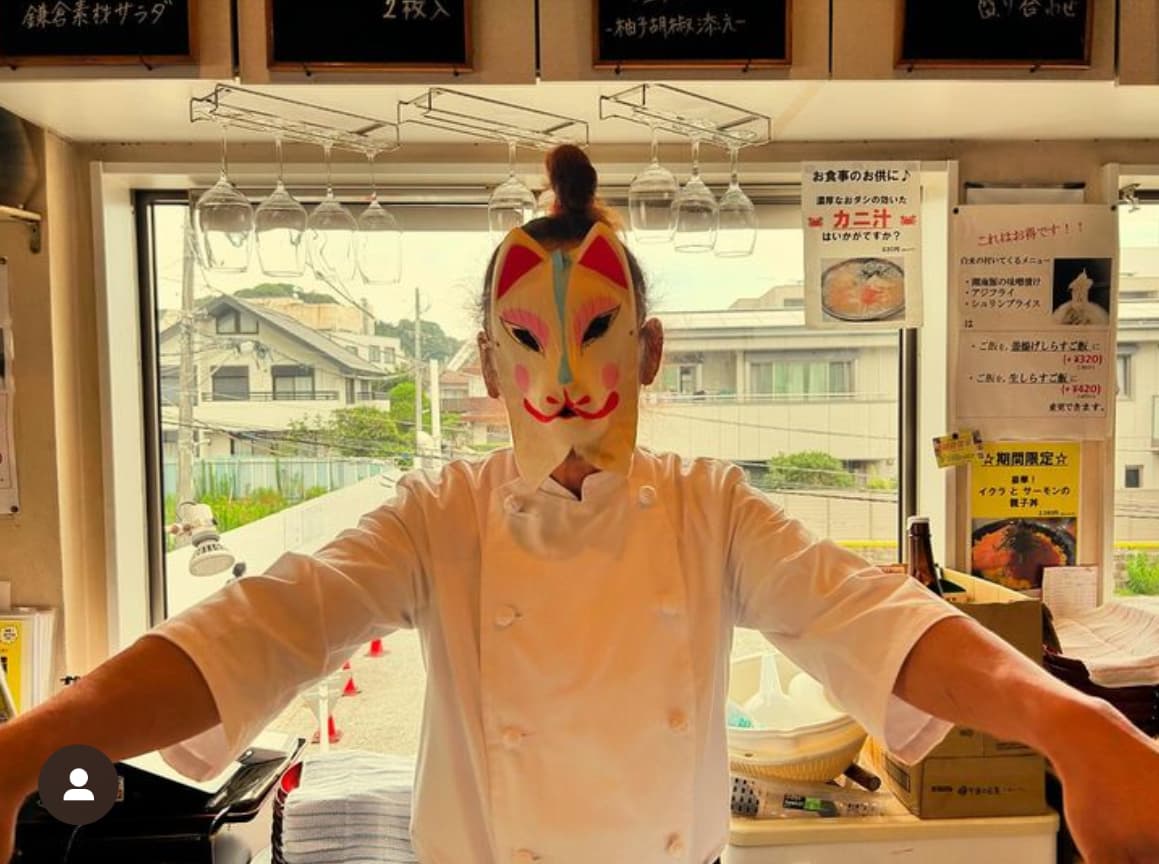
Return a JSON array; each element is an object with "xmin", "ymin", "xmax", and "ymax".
[
  {"xmin": 495, "ymin": 605, "xmax": 519, "ymax": 628},
  {"xmin": 666, "ymin": 833, "xmax": 685, "ymax": 857},
  {"xmin": 668, "ymin": 709, "xmax": 689, "ymax": 733},
  {"xmin": 658, "ymin": 594, "xmax": 681, "ymax": 617},
  {"xmin": 512, "ymin": 849, "xmax": 538, "ymax": 864},
  {"xmin": 637, "ymin": 485, "xmax": 657, "ymax": 507},
  {"xmin": 501, "ymin": 726, "xmax": 524, "ymax": 749},
  {"xmin": 504, "ymin": 494, "xmax": 523, "ymax": 515}
]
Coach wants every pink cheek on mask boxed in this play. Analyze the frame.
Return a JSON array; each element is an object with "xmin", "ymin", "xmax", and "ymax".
[
  {"xmin": 514, "ymin": 363, "xmax": 531, "ymax": 394},
  {"xmin": 602, "ymin": 363, "xmax": 620, "ymax": 391}
]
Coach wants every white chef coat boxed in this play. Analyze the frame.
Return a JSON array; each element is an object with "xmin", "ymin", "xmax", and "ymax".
[{"xmin": 154, "ymin": 448, "xmax": 966, "ymax": 864}]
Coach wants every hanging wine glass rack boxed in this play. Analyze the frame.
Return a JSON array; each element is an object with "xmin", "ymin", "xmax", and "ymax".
[
  {"xmin": 398, "ymin": 87, "xmax": 589, "ymax": 151},
  {"xmin": 190, "ymin": 84, "xmax": 400, "ymax": 156},
  {"xmin": 599, "ymin": 83, "xmax": 771, "ymax": 151}
]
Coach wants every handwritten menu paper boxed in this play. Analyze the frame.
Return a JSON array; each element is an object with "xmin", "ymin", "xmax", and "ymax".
[
  {"xmin": 899, "ymin": 0, "xmax": 1091, "ymax": 68},
  {"xmin": 268, "ymin": 0, "xmax": 470, "ymax": 70},
  {"xmin": 1042, "ymin": 565, "xmax": 1099, "ymax": 618},
  {"xmin": 0, "ymin": 0, "xmax": 194, "ymax": 62},
  {"xmin": 594, "ymin": 0, "xmax": 789, "ymax": 68},
  {"xmin": 953, "ymin": 205, "xmax": 1116, "ymax": 438},
  {"xmin": 802, "ymin": 162, "xmax": 923, "ymax": 330},
  {"xmin": 0, "ymin": 260, "xmax": 14, "ymax": 515}
]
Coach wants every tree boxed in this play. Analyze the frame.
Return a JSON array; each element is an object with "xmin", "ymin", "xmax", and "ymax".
[
  {"xmin": 236, "ymin": 283, "xmax": 338, "ymax": 304},
  {"xmin": 766, "ymin": 451, "xmax": 856, "ymax": 489},
  {"xmin": 376, "ymin": 318, "xmax": 463, "ymax": 364},
  {"xmin": 288, "ymin": 406, "xmax": 409, "ymax": 460}
]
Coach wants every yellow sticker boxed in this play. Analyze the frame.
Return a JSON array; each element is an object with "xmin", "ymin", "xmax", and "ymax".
[{"xmin": 933, "ymin": 429, "xmax": 983, "ymax": 468}]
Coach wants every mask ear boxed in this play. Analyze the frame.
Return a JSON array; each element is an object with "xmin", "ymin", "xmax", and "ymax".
[
  {"xmin": 574, "ymin": 222, "xmax": 631, "ymax": 292},
  {"xmin": 494, "ymin": 229, "xmax": 548, "ymax": 301}
]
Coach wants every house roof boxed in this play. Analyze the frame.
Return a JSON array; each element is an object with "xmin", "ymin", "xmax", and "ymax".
[{"xmin": 160, "ymin": 295, "xmax": 389, "ymax": 378}]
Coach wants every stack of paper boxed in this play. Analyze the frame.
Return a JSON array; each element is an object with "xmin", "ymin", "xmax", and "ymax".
[
  {"xmin": 1053, "ymin": 602, "xmax": 1159, "ymax": 688},
  {"xmin": 280, "ymin": 751, "xmax": 417, "ymax": 864},
  {"xmin": 0, "ymin": 607, "xmax": 55, "ymax": 719}
]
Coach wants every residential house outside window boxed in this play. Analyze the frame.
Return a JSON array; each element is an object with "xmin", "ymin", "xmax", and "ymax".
[
  {"xmin": 369, "ymin": 346, "xmax": 382, "ymax": 364},
  {"xmin": 1117, "ymin": 352, "xmax": 1132, "ymax": 399},
  {"xmin": 211, "ymin": 366, "xmax": 250, "ymax": 402},
  {"xmin": 273, "ymin": 365, "xmax": 315, "ymax": 400},
  {"xmin": 160, "ymin": 366, "xmax": 179, "ymax": 406},
  {"xmin": 215, "ymin": 309, "xmax": 258, "ymax": 335},
  {"xmin": 749, "ymin": 359, "xmax": 854, "ymax": 398}
]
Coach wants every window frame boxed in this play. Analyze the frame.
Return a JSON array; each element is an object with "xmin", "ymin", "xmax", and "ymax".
[{"xmin": 131, "ymin": 188, "xmax": 921, "ymax": 627}]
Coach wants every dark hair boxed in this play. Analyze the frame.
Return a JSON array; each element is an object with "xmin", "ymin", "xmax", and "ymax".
[{"xmin": 481, "ymin": 145, "xmax": 648, "ymax": 329}]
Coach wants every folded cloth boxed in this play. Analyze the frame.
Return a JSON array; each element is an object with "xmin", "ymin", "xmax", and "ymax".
[
  {"xmin": 1054, "ymin": 601, "xmax": 1159, "ymax": 687},
  {"xmin": 280, "ymin": 751, "xmax": 418, "ymax": 864}
]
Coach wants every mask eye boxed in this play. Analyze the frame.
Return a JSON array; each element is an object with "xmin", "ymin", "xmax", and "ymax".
[
  {"xmin": 504, "ymin": 323, "xmax": 543, "ymax": 354},
  {"xmin": 582, "ymin": 309, "xmax": 618, "ymax": 346}
]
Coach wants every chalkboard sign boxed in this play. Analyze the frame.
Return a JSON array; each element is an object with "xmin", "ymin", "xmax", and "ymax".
[
  {"xmin": 268, "ymin": 0, "xmax": 471, "ymax": 71},
  {"xmin": 594, "ymin": 0, "xmax": 789, "ymax": 68},
  {"xmin": 899, "ymin": 0, "xmax": 1092, "ymax": 68},
  {"xmin": 0, "ymin": 0, "xmax": 196, "ymax": 64}
]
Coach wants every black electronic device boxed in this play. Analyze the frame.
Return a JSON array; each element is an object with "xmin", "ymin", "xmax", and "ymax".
[{"xmin": 13, "ymin": 740, "xmax": 303, "ymax": 864}]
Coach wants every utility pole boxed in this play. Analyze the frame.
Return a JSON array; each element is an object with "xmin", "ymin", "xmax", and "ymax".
[
  {"xmin": 429, "ymin": 357, "xmax": 442, "ymax": 459},
  {"xmin": 413, "ymin": 286, "xmax": 423, "ymax": 464},
  {"xmin": 177, "ymin": 216, "xmax": 196, "ymax": 506}
]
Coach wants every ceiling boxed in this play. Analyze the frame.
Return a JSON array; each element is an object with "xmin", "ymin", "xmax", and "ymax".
[{"xmin": 1, "ymin": 78, "xmax": 1159, "ymax": 148}]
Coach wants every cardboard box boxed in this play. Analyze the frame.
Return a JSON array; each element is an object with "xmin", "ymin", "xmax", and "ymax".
[{"xmin": 871, "ymin": 570, "xmax": 1048, "ymax": 818}]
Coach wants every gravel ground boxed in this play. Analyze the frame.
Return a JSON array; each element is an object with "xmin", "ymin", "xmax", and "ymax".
[{"xmin": 268, "ymin": 628, "xmax": 776, "ymax": 759}]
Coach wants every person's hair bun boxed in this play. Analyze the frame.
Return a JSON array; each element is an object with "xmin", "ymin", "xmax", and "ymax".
[{"xmin": 545, "ymin": 144, "xmax": 598, "ymax": 217}]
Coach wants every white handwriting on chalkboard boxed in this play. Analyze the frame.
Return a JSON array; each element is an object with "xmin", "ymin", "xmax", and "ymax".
[
  {"xmin": 977, "ymin": 0, "xmax": 1080, "ymax": 19},
  {"xmin": 20, "ymin": 0, "xmax": 175, "ymax": 28},
  {"xmin": 608, "ymin": 12, "xmax": 745, "ymax": 39},
  {"xmin": 383, "ymin": 0, "xmax": 451, "ymax": 21}
]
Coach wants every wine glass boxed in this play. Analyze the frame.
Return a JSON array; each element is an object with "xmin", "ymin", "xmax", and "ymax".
[
  {"xmin": 356, "ymin": 150, "xmax": 402, "ymax": 287},
  {"xmin": 672, "ymin": 139, "xmax": 718, "ymax": 253},
  {"xmin": 714, "ymin": 147, "xmax": 757, "ymax": 258},
  {"xmin": 628, "ymin": 129, "xmax": 678, "ymax": 243},
  {"xmin": 193, "ymin": 123, "xmax": 254, "ymax": 273},
  {"xmin": 254, "ymin": 135, "xmax": 308, "ymax": 277},
  {"xmin": 488, "ymin": 141, "xmax": 536, "ymax": 241},
  {"xmin": 307, "ymin": 142, "xmax": 358, "ymax": 282}
]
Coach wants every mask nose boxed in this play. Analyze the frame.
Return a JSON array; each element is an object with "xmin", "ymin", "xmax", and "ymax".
[{"xmin": 557, "ymin": 354, "xmax": 574, "ymax": 386}]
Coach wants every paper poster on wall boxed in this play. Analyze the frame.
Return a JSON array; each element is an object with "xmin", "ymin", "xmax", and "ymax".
[
  {"xmin": 0, "ymin": 259, "xmax": 15, "ymax": 515},
  {"xmin": 953, "ymin": 205, "xmax": 1116, "ymax": 438},
  {"xmin": 802, "ymin": 162, "xmax": 923, "ymax": 330},
  {"xmin": 970, "ymin": 441, "xmax": 1080, "ymax": 596}
]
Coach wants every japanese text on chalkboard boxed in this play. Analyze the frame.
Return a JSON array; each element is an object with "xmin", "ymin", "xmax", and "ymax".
[
  {"xmin": 977, "ymin": 0, "xmax": 1080, "ymax": 20},
  {"xmin": 607, "ymin": 11, "xmax": 745, "ymax": 39},
  {"xmin": 383, "ymin": 0, "xmax": 451, "ymax": 21},
  {"xmin": 19, "ymin": 0, "xmax": 175, "ymax": 28}
]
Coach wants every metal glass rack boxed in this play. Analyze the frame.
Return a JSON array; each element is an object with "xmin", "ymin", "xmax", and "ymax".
[
  {"xmin": 190, "ymin": 84, "xmax": 400, "ymax": 155},
  {"xmin": 398, "ymin": 87, "xmax": 589, "ymax": 150},
  {"xmin": 599, "ymin": 83, "xmax": 771, "ymax": 150}
]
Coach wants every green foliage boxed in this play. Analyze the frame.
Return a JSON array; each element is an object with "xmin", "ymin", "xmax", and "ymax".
[
  {"xmin": 766, "ymin": 451, "xmax": 855, "ymax": 489},
  {"xmin": 1125, "ymin": 552, "xmax": 1159, "ymax": 595},
  {"xmin": 290, "ymin": 406, "xmax": 409, "ymax": 460},
  {"xmin": 376, "ymin": 318, "xmax": 463, "ymax": 364},
  {"xmin": 236, "ymin": 283, "xmax": 337, "ymax": 304},
  {"xmin": 867, "ymin": 475, "xmax": 898, "ymax": 491}
]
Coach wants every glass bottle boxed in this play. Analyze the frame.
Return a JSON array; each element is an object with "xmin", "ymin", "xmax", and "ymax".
[{"xmin": 906, "ymin": 516, "xmax": 944, "ymax": 597}]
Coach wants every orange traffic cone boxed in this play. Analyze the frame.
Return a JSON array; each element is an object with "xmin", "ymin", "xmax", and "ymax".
[
  {"xmin": 312, "ymin": 715, "xmax": 342, "ymax": 745},
  {"xmin": 366, "ymin": 639, "xmax": 389, "ymax": 658},
  {"xmin": 342, "ymin": 660, "xmax": 360, "ymax": 697}
]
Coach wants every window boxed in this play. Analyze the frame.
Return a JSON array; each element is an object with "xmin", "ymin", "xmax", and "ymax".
[
  {"xmin": 1117, "ymin": 353, "xmax": 1132, "ymax": 399},
  {"xmin": 273, "ymin": 365, "xmax": 315, "ymax": 400},
  {"xmin": 211, "ymin": 366, "xmax": 249, "ymax": 402},
  {"xmin": 160, "ymin": 366, "xmax": 179, "ymax": 406},
  {"xmin": 1126, "ymin": 466, "xmax": 1142, "ymax": 489},
  {"xmin": 215, "ymin": 309, "xmax": 258, "ymax": 335},
  {"xmin": 136, "ymin": 191, "xmax": 914, "ymax": 761}
]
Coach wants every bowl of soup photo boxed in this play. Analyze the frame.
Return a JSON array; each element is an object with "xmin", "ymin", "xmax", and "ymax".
[{"xmin": 820, "ymin": 257, "xmax": 906, "ymax": 322}]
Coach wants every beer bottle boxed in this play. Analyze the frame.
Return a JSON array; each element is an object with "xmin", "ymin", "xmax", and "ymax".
[{"xmin": 906, "ymin": 516, "xmax": 944, "ymax": 597}]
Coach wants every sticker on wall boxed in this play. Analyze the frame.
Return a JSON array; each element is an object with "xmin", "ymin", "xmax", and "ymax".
[
  {"xmin": 969, "ymin": 441, "xmax": 1080, "ymax": 597},
  {"xmin": 802, "ymin": 162, "xmax": 923, "ymax": 331},
  {"xmin": 0, "ymin": 258, "xmax": 16, "ymax": 515},
  {"xmin": 933, "ymin": 429, "xmax": 984, "ymax": 468}
]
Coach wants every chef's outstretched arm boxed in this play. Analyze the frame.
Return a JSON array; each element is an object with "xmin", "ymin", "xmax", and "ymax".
[{"xmin": 895, "ymin": 614, "xmax": 1159, "ymax": 863}]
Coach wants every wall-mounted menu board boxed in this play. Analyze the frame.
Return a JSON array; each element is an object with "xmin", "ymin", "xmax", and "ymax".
[
  {"xmin": 899, "ymin": 0, "xmax": 1092, "ymax": 68},
  {"xmin": 267, "ymin": 0, "xmax": 471, "ymax": 71},
  {"xmin": 0, "ymin": 0, "xmax": 195, "ymax": 64},
  {"xmin": 594, "ymin": 0, "xmax": 789, "ymax": 68}
]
